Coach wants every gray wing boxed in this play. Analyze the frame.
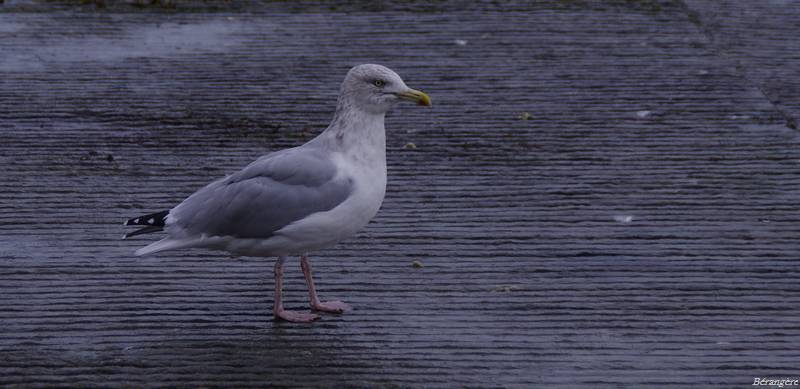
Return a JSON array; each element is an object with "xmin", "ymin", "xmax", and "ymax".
[{"xmin": 169, "ymin": 146, "xmax": 352, "ymax": 239}]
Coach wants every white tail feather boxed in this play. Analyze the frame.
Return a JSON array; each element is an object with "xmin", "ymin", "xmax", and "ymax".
[{"xmin": 135, "ymin": 238, "xmax": 200, "ymax": 256}]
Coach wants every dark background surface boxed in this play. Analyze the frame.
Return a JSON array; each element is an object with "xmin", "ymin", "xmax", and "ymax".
[{"xmin": 1, "ymin": 0, "xmax": 799, "ymax": 387}]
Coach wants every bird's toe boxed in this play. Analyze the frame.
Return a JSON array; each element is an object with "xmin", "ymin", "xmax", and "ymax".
[
  {"xmin": 275, "ymin": 309, "xmax": 320, "ymax": 323},
  {"xmin": 312, "ymin": 300, "xmax": 352, "ymax": 314}
]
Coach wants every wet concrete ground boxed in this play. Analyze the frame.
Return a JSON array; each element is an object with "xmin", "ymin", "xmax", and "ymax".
[{"xmin": 1, "ymin": 0, "xmax": 799, "ymax": 387}]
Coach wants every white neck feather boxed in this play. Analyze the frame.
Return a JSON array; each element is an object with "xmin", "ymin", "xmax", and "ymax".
[{"xmin": 312, "ymin": 100, "xmax": 387, "ymax": 165}]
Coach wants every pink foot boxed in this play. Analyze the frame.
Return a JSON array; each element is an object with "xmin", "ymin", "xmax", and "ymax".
[
  {"xmin": 275, "ymin": 309, "xmax": 320, "ymax": 323},
  {"xmin": 312, "ymin": 300, "xmax": 352, "ymax": 314}
]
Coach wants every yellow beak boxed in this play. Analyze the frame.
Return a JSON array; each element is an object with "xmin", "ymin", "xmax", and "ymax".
[{"xmin": 396, "ymin": 89, "xmax": 432, "ymax": 107}]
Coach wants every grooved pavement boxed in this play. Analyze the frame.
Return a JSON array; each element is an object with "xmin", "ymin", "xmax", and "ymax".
[{"xmin": 1, "ymin": 1, "xmax": 799, "ymax": 387}]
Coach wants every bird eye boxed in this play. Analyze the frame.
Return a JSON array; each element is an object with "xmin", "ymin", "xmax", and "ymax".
[{"xmin": 373, "ymin": 79, "xmax": 385, "ymax": 87}]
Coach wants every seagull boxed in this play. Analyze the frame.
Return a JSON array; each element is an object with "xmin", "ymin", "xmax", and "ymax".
[{"xmin": 123, "ymin": 64, "xmax": 431, "ymax": 322}]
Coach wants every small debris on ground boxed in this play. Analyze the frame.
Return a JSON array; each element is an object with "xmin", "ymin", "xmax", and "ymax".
[
  {"xmin": 518, "ymin": 112, "xmax": 531, "ymax": 120},
  {"xmin": 454, "ymin": 39, "xmax": 467, "ymax": 46},
  {"xmin": 492, "ymin": 285, "xmax": 521, "ymax": 293},
  {"xmin": 614, "ymin": 215, "xmax": 634, "ymax": 223},
  {"xmin": 411, "ymin": 260, "xmax": 423, "ymax": 268},
  {"xmin": 403, "ymin": 142, "xmax": 417, "ymax": 150},
  {"xmin": 635, "ymin": 110, "xmax": 651, "ymax": 118}
]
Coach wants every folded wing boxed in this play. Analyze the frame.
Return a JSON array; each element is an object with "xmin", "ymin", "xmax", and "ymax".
[{"xmin": 168, "ymin": 146, "xmax": 352, "ymax": 240}]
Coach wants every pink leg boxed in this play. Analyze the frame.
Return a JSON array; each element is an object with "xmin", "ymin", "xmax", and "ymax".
[
  {"xmin": 300, "ymin": 254, "xmax": 351, "ymax": 314},
  {"xmin": 273, "ymin": 256, "xmax": 319, "ymax": 323}
]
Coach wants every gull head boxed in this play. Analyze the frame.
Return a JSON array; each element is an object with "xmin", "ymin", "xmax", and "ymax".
[{"xmin": 338, "ymin": 64, "xmax": 431, "ymax": 115}]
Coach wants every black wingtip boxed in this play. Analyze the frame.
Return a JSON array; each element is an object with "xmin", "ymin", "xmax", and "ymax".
[
  {"xmin": 123, "ymin": 210, "xmax": 169, "ymax": 239},
  {"xmin": 125, "ymin": 210, "xmax": 169, "ymax": 227}
]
